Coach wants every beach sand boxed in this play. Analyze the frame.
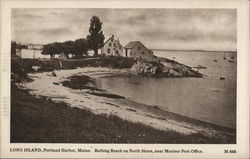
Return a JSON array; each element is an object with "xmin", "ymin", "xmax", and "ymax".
[{"xmin": 21, "ymin": 67, "xmax": 235, "ymax": 139}]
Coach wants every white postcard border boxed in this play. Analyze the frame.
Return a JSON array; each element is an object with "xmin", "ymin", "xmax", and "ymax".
[{"xmin": 1, "ymin": 0, "xmax": 249, "ymax": 158}]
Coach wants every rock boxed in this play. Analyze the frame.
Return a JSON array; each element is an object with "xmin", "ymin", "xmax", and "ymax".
[
  {"xmin": 193, "ymin": 65, "xmax": 207, "ymax": 69},
  {"xmin": 131, "ymin": 60, "xmax": 161, "ymax": 76},
  {"xmin": 52, "ymin": 71, "xmax": 57, "ymax": 77},
  {"xmin": 169, "ymin": 69, "xmax": 182, "ymax": 77},
  {"xmin": 160, "ymin": 61, "xmax": 174, "ymax": 69},
  {"xmin": 32, "ymin": 66, "xmax": 41, "ymax": 71},
  {"xmin": 130, "ymin": 57, "xmax": 202, "ymax": 77}
]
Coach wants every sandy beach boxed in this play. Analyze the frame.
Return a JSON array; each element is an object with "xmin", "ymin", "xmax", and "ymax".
[{"xmin": 20, "ymin": 67, "xmax": 235, "ymax": 139}]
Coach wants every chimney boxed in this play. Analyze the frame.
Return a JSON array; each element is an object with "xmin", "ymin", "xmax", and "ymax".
[{"xmin": 111, "ymin": 35, "xmax": 114, "ymax": 39}]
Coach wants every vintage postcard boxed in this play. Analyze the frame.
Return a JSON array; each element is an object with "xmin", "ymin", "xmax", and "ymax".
[{"xmin": 0, "ymin": 0, "xmax": 249, "ymax": 158}]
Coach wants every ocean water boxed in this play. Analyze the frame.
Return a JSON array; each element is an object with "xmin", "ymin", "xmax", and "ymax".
[{"xmin": 96, "ymin": 51, "xmax": 237, "ymax": 129}]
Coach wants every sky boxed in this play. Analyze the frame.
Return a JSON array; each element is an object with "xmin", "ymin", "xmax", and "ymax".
[{"xmin": 12, "ymin": 8, "xmax": 236, "ymax": 51}]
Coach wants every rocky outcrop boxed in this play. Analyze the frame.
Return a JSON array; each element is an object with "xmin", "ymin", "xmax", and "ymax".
[
  {"xmin": 131, "ymin": 60, "xmax": 163, "ymax": 76},
  {"xmin": 130, "ymin": 57, "xmax": 203, "ymax": 77}
]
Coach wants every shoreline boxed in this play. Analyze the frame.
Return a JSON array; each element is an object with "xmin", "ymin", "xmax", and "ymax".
[
  {"xmin": 21, "ymin": 67, "xmax": 235, "ymax": 141},
  {"xmin": 12, "ymin": 81, "xmax": 234, "ymax": 143}
]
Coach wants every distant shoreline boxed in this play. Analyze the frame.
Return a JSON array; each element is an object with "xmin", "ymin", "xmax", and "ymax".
[{"xmin": 151, "ymin": 49, "xmax": 237, "ymax": 53}]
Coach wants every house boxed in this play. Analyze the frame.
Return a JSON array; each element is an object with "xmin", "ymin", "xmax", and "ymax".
[
  {"xmin": 101, "ymin": 35, "xmax": 124, "ymax": 56},
  {"xmin": 124, "ymin": 41, "xmax": 154, "ymax": 60},
  {"xmin": 27, "ymin": 44, "xmax": 44, "ymax": 50}
]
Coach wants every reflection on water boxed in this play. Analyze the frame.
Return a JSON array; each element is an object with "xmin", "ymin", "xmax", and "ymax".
[{"xmin": 96, "ymin": 51, "xmax": 236, "ymax": 129}]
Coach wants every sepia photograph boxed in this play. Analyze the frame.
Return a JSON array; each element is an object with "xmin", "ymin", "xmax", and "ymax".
[
  {"xmin": 1, "ymin": 0, "xmax": 250, "ymax": 158},
  {"xmin": 10, "ymin": 8, "xmax": 237, "ymax": 144}
]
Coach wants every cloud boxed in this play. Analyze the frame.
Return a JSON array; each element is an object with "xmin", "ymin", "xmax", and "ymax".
[
  {"xmin": 12, "ymin": 8, "xmax": 236, "ymax": 51},
  {"xmin": 39, "ymin": 28, "xmax": 71, "ymax": 36}
]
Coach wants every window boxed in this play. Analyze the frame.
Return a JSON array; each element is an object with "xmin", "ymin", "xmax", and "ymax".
[
  {"xmin": 142, "ymin": 52, "xmax": 144, "ymax": 54},
  {"xmin": 119, "ymin": 46, "xmax": 121, "ymax": 49},
  {"xmin": 113, "ymin": 43, "xmax": 116, "ymax": 47},
  {"xmin": 109, "ymin": 43, "xmax": 111, "ymax": 47},
  {"xmin": 107, "ymin": 49, "xmax": 110, "ymax": 53},
  {"xmin": 116, "ymin": 50, "xmax": 119, "ymax": 54},
  {"xmin": 138, "ymin": 47, "xmax": 141, "ymax": 50}
]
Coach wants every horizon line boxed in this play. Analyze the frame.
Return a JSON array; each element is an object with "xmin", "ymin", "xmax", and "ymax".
[
  {"xmin": 14, "ymin": 41, "xmax": 237, "ymax": 53},
  {"xmin": 151, "ymin": 49, "xmax": 237, "ymax": 53}
]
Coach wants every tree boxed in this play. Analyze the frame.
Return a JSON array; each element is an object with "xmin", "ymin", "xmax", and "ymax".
[
  {"xmin": 16, "ymin": 43, "xmax": 27, "ymax": 50},
  {"xmin": 42, "ymin": 39, "xmax": 89, "ymax": 59},
  {"xmin": 41, "ymin": 44, "xmax": 54, "ymax": 58},
  {"xmin": 74, "ymin": 38, "xmax": 89, "ymax": 57},
  {"xmin": 86, "ymin": 16, "xmax": 105, "ymax": 56},
  {"xmin": 42, "ymin": 42, "xmax": 63, "ymax": 59},
  {"xmin": 62, "ymin": 41, "xmax": 75, "ymax": 58}
]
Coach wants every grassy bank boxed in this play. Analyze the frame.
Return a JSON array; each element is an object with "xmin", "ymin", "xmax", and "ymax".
[
  {"xmin": 11, "ymin": 56, "xmax": 135, "ymax": 74},
  {"xmin": 11, "ymin": 82, "xmax": 229, "ymax": 143},
  {"xmin": 11, "ymin": 55, "xmax": 202, "ymax": 79}
]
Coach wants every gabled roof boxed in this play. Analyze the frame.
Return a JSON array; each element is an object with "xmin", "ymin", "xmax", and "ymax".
[
  {"xmin": 101, "ymin": 35, "xmax": 123, "ymax": 48},
  {"xmin": 124, "ymin": 41, "xmax": 139, "ymax": 49},
  {"xmin": 124, "ymin": 41, "xmax": 149, "ymax": 50},
  {"xmin": 102, "ymin": 37, "xmax": 113, "ymax": 46},
  {"xmin": 114, "ymin": 43, "xmax": 123, "ymax": 50}
]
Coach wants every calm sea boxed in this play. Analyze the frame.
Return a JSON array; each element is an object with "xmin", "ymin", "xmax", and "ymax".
[{"xmin": 96, "ymin": 51, "xmax": 237, "ymax": 129}]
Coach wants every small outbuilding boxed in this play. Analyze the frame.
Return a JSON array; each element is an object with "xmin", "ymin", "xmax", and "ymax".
[{"xmin": 124, "ymin": 41, "xmax": 154, "ymax": 60}]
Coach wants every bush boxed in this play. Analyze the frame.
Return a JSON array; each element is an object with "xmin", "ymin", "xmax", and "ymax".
[{"xmin": 42, "ymin": 39, "xmax": 89, "ymax": 59}]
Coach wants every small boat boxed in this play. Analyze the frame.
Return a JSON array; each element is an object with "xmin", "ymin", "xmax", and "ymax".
[
  {"xmin": 213, "ymin": 60, "xmax": 217, "ymax": 62},
  {"xmin": 223, "ymin": 52, "xmax": 226, "ymax": 60},
  {"xmin": 228, "ymin": 60, "xmax": 234, "ymax": 63},
  {"xmin": 220, "ymin": 77, "xmax": 225, "ymax": 80}
]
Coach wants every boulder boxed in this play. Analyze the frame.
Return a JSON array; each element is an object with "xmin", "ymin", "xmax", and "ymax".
[{"xmin": 131, "ymin": 60, "xmax": 161, "ymax": 76}]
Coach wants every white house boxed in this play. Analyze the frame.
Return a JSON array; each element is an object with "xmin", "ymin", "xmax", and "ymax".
[
  {"xmin": 27, "ymin": 44, "xmax": 44, "ymax": 50},
  {"xmin": 101, "ymin": 35, "xmax": 124, "ymax": 56}
]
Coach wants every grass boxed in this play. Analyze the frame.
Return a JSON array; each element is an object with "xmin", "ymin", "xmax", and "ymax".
[
  {"xmin": 11, "ymin": 82, "xmax": 229, "ymax": 143},
  {"xmin": 11, "ymin": 56, "xmax": 135, "ymax": 75}
]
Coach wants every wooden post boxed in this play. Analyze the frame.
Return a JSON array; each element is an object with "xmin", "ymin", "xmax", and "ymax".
[
  {"xmin": 33, "ymin": 50, "xmax": 35, "ymax": 59},
  {"xmin": 59, "ymin": 61, "xmax": 63, "ymax": 68}
]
